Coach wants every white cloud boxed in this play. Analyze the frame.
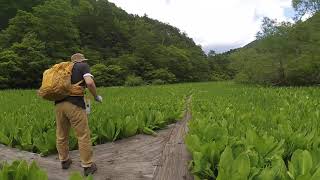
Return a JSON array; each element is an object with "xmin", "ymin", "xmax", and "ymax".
[
  {"xmin": 109, "ymin": 0, "xmax": 293, "ymax": 52},
  {"xmin": 302, "ymin": 12, "xmax": 313, "ymax": 21}
]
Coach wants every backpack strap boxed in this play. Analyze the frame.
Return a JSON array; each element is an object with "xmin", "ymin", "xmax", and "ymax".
[
  {"xmin": 74, "ymin": 80, "xmax": 84, "ymax": 86},
  {"xmin": 69, "ymin": 80, "xmax": 85, "ymax": 96}
]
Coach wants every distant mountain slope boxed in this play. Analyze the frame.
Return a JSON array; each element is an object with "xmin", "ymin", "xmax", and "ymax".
[{"xmin": 228, "ymin": 12, "xmax": 320, "ymax": 86}]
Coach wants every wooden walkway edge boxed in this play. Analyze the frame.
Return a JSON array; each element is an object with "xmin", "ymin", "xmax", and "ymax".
[{"xmin": 152, "ymin": 110, "xmax": 193, "ymax": 180}]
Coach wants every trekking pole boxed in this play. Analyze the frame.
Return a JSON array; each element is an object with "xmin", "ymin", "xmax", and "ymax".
[{"xmin": 84, "ymin": 90, "xmax": 91, "ymax": 115}]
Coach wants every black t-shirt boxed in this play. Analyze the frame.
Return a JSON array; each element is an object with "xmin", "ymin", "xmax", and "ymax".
[{"xmin": 55, "ymin": 62, "xmax": 91, "ymax": 109}]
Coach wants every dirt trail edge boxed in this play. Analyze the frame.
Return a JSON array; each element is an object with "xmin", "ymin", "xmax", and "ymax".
[{"xmin": 0, "ymin": 97, "xmax": 193, "ymax": 180}]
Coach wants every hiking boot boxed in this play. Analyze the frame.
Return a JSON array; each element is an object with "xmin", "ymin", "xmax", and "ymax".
[
  {"xmin": 84, "ymin": 163, "xmax": 97, "ymax": 176},
  {"xmin": 61, "ymin": 159, "xmax": 72, "ymax": 169}
]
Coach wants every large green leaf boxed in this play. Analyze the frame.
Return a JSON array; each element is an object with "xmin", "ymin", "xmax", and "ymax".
[
  {"xmin": 142, "ymin": 127, "xmax": 157, "ymax": 136},
  {"xmin": 217, "ymin": 147, "xmax": 233, "ymax": 180},
  {"xmin": 122, "ymin": 116, "xmax": 138, "ymax": 138},
  {"xmin": 232, "ymin": 153, "xmax": 251, "ymax": 179},
  {"xmin": 271, "ymin": 156, "xmax": 288, "ymax": 179},
  {"xmin": 190, "ymin": 151, "xmax": 214, "ymax": 178},
  {"xmin": 102, "ymin": 119, "xmax": 115, "ymax": 141},
  {"xmin": 27, "ymin": 161, "xmax": 40, "ymax": 180},
  {"xmin": 19, "ymin": 128, "xmax": 34, "ymax": 151},
  {"xmin": 289, "ymin": 150, "xmax": 313, "ymax": 177},
  {"xmin": 0, "ymin": 131, "xmax": 10, "ymax": 145},
  {"xmin": 0, "ymin": 162, "xmax": 10, "ymax": 180},
  {"xmin": 15, "ymin": 160, "xmax": 28, "ymax": 180},
  {"xmin": 8, "ymin": 160, "xmax": 20, "ymax": 179},
  {"xmin": 185, "ymin": 134, "xmax": 201, "ymax": 153}
]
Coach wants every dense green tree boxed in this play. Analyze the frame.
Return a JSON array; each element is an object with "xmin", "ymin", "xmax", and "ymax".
[
  {"xmin": 145, "ymin": 68, "xmax": 176, "ymax": 83},
  {"xmin": 124, "ymin": 75, "xmax": 144, "ymax": 86},
  {"xmin": 256, "ymin": 19, "xmax": 293, "ymax": 85},
  {"xmin": 109, "ymin": 54, "xmax": 154, "ymax": 80},
  {"xmin": 0, "ymin": 0, "xmax": 44, "ymax": 30},
  {"xmin": 0, "ymin": 0, "xmax": 219, "ymax": 88},
  {"xmin": 256, "ymin": 17, "xmax": 279, "ymax": 39},
  {"xmin": 0, "ymin": 33, "xmax": 48, "ymax": 88},
  {"xmin": 0, "ymin": 50, "xmax": 20, "ymax": 88},
  {"xmin": 10, "ymin": 33, "xmax": 48, "ymax": 88},
  {"xmin": 91, "ymin": 63, "xmax": 108, "ymax": 86},
  {"xmin": 33, "ymin": 0, "xmax": 80, "ymax": 59},
  {"xmin": 0, "ymin": 10, "xmax": 39, "ymax": 49},
  {"xmin": 91, "ymin": 64, "xmax": 126, "ymax": 86},
  {"xmin": 112, "ymin": 54, "xmax": 147, "ymax": 77},
  {"xmin": 230, "ymin": 49, "xmax": 279, "ymax": 85},
  {"xmin": 208, "ymin": 53, "xmax": 235, "ymax": 81},
  {"xmin": 151, "ymin": 45, "xmax": 193, "ymax": 81},
  {"xmin": 80, "ymin": 47, "xmax": 103, "ymax": 65},
  {"xmin": 229, "ymin": 12, "xmax": 320, "ymax": 86}
]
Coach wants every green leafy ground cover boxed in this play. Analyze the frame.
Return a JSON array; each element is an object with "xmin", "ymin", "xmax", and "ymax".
[
  {"xmin": 0, "ymin": 160, "xmax": 93, "ymax": 180},
  {"xmin": 187, "ymin": 82, "xmax": 320, "ymax": 180},
  {"xmin": 0, "ymin": 160, "xmax": 47, "ymax": 180},
  {"xmin": 1, "ymin": 82, "xmax": 319, "ymax": 180},
  {"xmin": 0, "ymin": 84, "xmax": 191, "ymax": 155}
]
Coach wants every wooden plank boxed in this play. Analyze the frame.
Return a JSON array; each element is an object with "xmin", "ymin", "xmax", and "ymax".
[{"xmin": 153, "ymin": 110, "xmax": 193, "ymax": 180}]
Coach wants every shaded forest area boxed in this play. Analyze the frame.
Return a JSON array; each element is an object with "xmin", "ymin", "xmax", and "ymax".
[{"xmin": 0, "ymin": 0, "xmax": 218, "ymax": 89}]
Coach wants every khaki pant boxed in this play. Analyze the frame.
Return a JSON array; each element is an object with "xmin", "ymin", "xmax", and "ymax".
[{"xmin": 55, "ymin": 101, "xmax": 93, "ymax": 167}]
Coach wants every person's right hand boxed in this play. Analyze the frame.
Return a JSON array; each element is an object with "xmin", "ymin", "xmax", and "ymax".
[{"xmin": 95, "ymin": 95, "xmax": 103, "ymax": 103}]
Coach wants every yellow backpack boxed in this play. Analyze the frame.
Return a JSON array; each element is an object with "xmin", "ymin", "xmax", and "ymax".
[{"xmin": 38, "ymin": 62, "xmax": 84, "ymax": 101}]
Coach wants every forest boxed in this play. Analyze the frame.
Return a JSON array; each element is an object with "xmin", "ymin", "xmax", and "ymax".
[
  {"xmin": 0, "ymin": 0, "xmax": 211, "ymax": 89},
  {"xmin": 229, "ymin": 12, "xmax": 320, "ymax": 86},
  {"xmin": 221, "ymin": 0, "xmax": 320, "ymax": 86},
  {"xmin": 0, "ymin": 0, "xmax": 319, "ymax": 88}
]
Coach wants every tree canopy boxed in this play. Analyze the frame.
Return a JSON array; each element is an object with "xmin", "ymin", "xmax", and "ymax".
[
  {"xmin": 1, "ymin": 0, "xmax": 319, "ymax": 88},
  {"xmin": 0, "ymin": 0, "xmax": 213, "ymax": 88},
  {"xmin": 228, "ymin": 12, "xmax": 320, "ymax": 86}
]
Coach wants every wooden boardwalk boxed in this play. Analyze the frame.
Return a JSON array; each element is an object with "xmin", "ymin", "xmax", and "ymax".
[
  {"xmin": 153, "ymin": 111, "xmax": 193, "ymax": 180},
  {"xmin": 0, "ymin": 110, "xmax": 193, "ymax": 180}
]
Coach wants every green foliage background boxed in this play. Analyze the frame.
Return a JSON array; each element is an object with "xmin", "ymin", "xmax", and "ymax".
[
  {"xmin": 0, "ymin": 0, "xmax": 214, "ymax": 89},
  {"xmin": 228, "ymin": 8, "xmax": 320, "ymax": 86},
  {"xmin": 1, "ymin": 0, "xmax": 319, "ymax": 88}
]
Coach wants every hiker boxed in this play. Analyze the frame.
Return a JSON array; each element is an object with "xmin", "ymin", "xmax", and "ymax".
[{"xmin": 54, "ymin": 53, "xmax": 102, "ymax": 176}]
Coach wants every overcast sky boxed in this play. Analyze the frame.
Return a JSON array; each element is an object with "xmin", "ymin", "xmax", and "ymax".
[{"xmin": 108, "ymin": 0, "xmax": 295, "ymax": 53}]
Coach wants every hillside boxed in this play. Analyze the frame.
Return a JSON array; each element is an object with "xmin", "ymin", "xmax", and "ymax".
[
  {"xmin": 0, "ymin": 0, "xmax": 210, "ymax": 89},
  {"xmin": 225, "ymin": 12, "xmax": 320, "ymax": 86}
]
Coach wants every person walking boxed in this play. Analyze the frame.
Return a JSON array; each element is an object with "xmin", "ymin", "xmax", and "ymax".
[{"xmin": 54, "ymin": 53, "xmax": 102, "ymax": 176}]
